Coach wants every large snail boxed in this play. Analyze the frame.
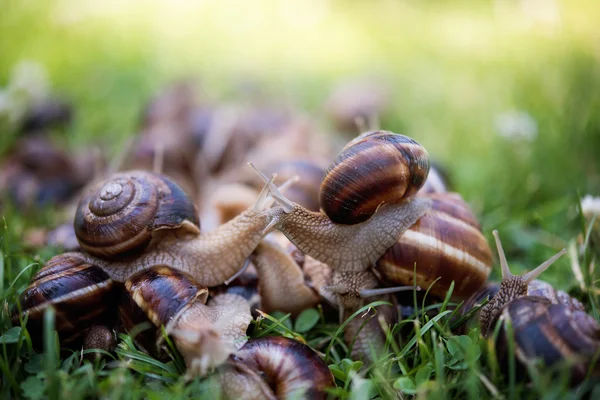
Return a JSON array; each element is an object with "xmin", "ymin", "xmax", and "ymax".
[{"xmin": 49, "ymin": 168, "xmax": 278, "ymax": 286}]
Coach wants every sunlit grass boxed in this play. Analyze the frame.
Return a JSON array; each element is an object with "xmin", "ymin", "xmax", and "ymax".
[{"xmin": 1, "ymin": 0, "xmax": 600, "ymax": 398}]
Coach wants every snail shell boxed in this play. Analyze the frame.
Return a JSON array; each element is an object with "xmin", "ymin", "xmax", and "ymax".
[
  {"xmin": 12, "ymin": 253, "xmax": 119, "ymax": 347},
  {"xmin": 74, "ymin": 170, "xmax": 199, "ymax": 259},
  {"xmin": 376, "ymin": 192, "xmax": 493, "ymax": 299},
  {"xmin": 457, "ymin": 279, "xmax": 584, "ymax": 334},
  {"xmin": 119, "ymin": 266, "xmax": 208, "ymax": 355},
  {"xmin": 319, "ymin": 131, "xmax": 429, "ymax": 225},
  {"xmin": 494, "ymin": 296, "xmax": 600, "ymax": 384},
  {"xmin": 221, "ymin": 336, "xmax": 335, "ymax": 400}
]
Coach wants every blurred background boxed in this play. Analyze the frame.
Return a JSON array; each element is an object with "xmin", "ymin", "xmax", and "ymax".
[{"xmin": 1, "ymin": 0, "xmax": 599, "ymax": 285}]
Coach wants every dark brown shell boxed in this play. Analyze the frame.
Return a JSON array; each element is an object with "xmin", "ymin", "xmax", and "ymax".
[
  {"xmin": 376, "ymin": 192, "xmax": 493, "ymax": 299},
  {"xmin": 74, "ymin": 170, "xmax": 199, "ymax": 259},
  {"xmin": 495, "ymin": 296, "xmax": 600, "ymax": 384},
  {"xmin": 320, "ymin": 131, "xmax": 429, "ymax": 225},
  {"xmin": 228, "ymin": 336, "xmax": 335, "ymax": 400},
  {"xmin": 12, "ymin": 253, "xmax": 119, "ymax": 347},
  {"xmin": 119, "ymin": 266, "xmax": 208, "ymax": 355}
]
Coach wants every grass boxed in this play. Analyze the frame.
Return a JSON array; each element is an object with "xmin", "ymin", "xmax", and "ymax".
[{"xmin": 1, "ymin": 0, "xmax": 600, "ymax": 398}]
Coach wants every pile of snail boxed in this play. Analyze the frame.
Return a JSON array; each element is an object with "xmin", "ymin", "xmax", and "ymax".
[{"xmin": 8, "ymin": 83, "xmax": 600, "ymax": 396}]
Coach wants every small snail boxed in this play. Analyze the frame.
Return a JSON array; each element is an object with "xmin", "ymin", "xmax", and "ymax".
[
  {"xmin": 50, "ymin": 168, "xmax": 278, "ymax": 286},
  {"xmin": 219, "ymin": 336, "xmax": 335, "ymax": 400},
  {"xmin": 12, "ymin": 253, "xmax": 119, "ymax": 350},
  {"xmin": 375, "ymin": 192, "xmax": 493, "ymax": 299},
  {"xmin": 120, "ymin": 266, "xmax": 252, "ymax": 376}
]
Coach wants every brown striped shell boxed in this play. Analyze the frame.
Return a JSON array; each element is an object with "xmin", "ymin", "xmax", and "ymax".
[
  {"xmin": 320, "ymin": 131, "xmax": 429, "ymax": 225},
  {"xmin": 221, "ymin": 336, "xmax": 335, "ymax": 400},
  {"xmin": 494, "ymin": 296, "xmax": 600, "ymax": 384},
  {"xmin": 74, "ymin": 170, "xmax": 199, "ymax": 259},
  {"xmin": 376, "ymin": 192, "xmax": 493, "ymax": 299},
  {"xmin": 12, "ymin": 253, "xmax": 119, "ymax": 347},
  {"xmin": 119, "ymin": 266, "xmax": 208, "ymax": 355}
]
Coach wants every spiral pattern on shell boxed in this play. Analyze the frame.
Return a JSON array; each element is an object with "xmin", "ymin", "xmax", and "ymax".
[
  {"xmin": 74, "ymin": 170, "xmax": 199, "ymax": 259},
  {"xmin": 376, "ymin": 192, "xmax": 493, "ymax": 299},
  {"xmin": 320, "ymin": 131, "xmax": 429, "ymax": 225}
]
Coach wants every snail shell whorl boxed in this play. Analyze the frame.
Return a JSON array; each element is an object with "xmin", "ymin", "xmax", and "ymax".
[
  {"xmin": 228, "ymin": 336, "xmax": 335, "ymax": 400},
  {"xmin": 320, "ymin": 131, "xmax": 429, "ymax": 225},
  {"xmin": 376, "ymin": 192, "xmax": 493, "ymax": 299},
  {"xmin": 74, "ymin": 170, "xmax": 199, "ymax": 259},
  {"xmin": 14, "ymin": 253, "xmax": 118, "ymax": 346}
]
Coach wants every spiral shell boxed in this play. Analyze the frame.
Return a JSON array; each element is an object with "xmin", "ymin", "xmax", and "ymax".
[
  {"xmin": 320, "ymin": 131, "xmax": 429, "ymax": 225},
  {"xmin": 119, "ymin": 266, "xmax": 208, "ymax": 355},
  {"xmin": 221, "ymin": 336, "xmax": 335, "ymax": 400},
  {"xmin": 376, "ymin": 192, "xmax": 493, "ymax": 299},
  {"xmin": 494, "ymin": 296, "xmax": 600, "ymax": 384},
  {"xmin": 74, "ymin": 170, "xmax": 199, "ymax": 259},
  {"xmin": 12, "ymin": 253, "xmax": 118, "ymax": 347}
]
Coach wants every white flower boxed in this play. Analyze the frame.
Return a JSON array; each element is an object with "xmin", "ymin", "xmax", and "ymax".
[
  {"xmin": 495, "ymin": 110, "xmax": 538, "ymax": 141},
  {"xmin": 581, "ymin": 195, "xmax": 600, "ymax": 220}
]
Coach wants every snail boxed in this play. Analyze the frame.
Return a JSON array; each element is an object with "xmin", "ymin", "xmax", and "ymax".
[
  {"xmin": 469, "ymin": 231, "xmax": 600, "ymax": 385},
  {"xmin": 11, "ymin": 253, "xmax": 119, "ymax": 351},
  {"xmin": 492, "ymin": 296, "xmax": 600, "ymax": 385},
  {"xmin": 120, "ymin": 266, "xmax": 252, "ymax": 376},
  {"xmin": 254, "ymin": 131, "xmax": 432, "ymax": 313},
  {"xmin": 375, "ymin": 192, "xmax": 493, "ymax": 299},
  {"xmin": 49, "ymin": 168, "xmax": 280, "ymax": 286},
  {"xmin": 218, "ymin": 336, "xmax": 335, "ymax": 400},
  {"xmin": 479, "ymin": 231, "xmax": 569, "ymax": 337}
]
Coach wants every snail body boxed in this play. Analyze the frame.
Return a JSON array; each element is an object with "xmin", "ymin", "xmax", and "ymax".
[
  {"xmin": 120, "ymin": 266, "xmax": 252, "ymax": 375},
  {"xmin": 49, "ymin": 169, "xmax": 276, "ymax": 286},
  {"xmin": 12, "ymin": 253, "xmax": 118, "ymax": 349}
]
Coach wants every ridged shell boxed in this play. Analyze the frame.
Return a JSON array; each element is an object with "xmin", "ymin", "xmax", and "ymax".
[
  {"xmin": 495, "ymin": 296, "xmax": 600, "ymax": 384},
  {"xmin": 74, "ymin": 170, "xmax": 199, "ymax": 259},
  {"xmin": 320, "ymin": 131, "xmax": 429, "ymax": 225},
  {"xmin": 119, "ymin": 266, "xmax": 208, "ymax": 355},
  {"xmin": 228, "ymin": 336, "xmax": 335, "ymax": 400},
  {"xmin": 376, "ymin": 192, "xmax": 493, "ymax": 299},
  {"xmin": 13, "ymin": 253, "xmax": 118, "ymax": 346}
]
